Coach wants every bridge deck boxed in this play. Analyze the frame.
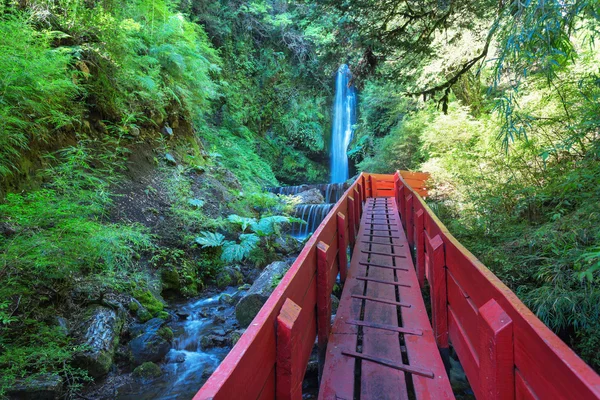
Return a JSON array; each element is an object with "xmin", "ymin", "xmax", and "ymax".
[{"xmin": 319, "ymin": 197, "xmax": 454, "ymax": 400}]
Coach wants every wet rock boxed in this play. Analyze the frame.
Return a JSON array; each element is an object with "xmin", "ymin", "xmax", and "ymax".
[
  {"xmin": 228, "ymin": 329, "xmax": 244, "ymax": 346},
  {"xmin": 6, "ymin": 373, "xmax": 62, "ymax": 400},
  {"xmin": 275, "ymin": 236, "xmax": 301, "ymax": 255},
  {"xmin": 73, "ymin": 306, "xmax": 124, "ymax": 378},
  {"xmin": 235, "ymin": 261, "xmax": 290, "ymax": 327},
  {"xmin": 219, "ymin": 293, "xmax": 236, "ymax": 305},
  {"xmin": 293, "ymin": 188, "xmax": 324, "ymax": 204},
  {"xmin": 174, "ymin": 353, "xmax": 186, "ymax": 363},
  {"xmin": 200, "ymin": 334, "xmax": 229, "ymax": 349},
  {"xmin": 215, "ymin": 266, "xmax": 244, "ymax": 289},
  {"xmin": 132, "ymin": 362, "xmax": 162, "ymax": 380},
  {"xmin": 129, "ymin": 318, "xmax": 171, "ymax": 366},
  {"xmin": 175, "ymin": 309, "xmax": 190, "ymax": 320}
]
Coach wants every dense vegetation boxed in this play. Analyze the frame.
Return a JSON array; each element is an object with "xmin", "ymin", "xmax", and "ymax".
[
  {"xmin": 1, "ymin": 0, "xmax": 599, "ymax": 396},
  {"xmin": 338, "ymin": 0, "xmax": 600, "ymax": 371}
]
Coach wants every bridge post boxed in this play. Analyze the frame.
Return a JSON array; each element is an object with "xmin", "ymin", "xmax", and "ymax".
[
  {"xmin": 336, "ymin": 213, "xmax": 348, "ymax": 282},
  {"xmin": 276, "ymin": 298, "xmax": 303, "ymax": 400},
  {"xmin": 405, "ymin": 194, "xmax": 414, "ymax": 247},
  {"xmin": 478, "ymin": 299, "xmax": 514, "ymax": 400},
  {"xmin": 347, "ymin": 196, "xmax": 356, "ymax": 248},
  {"xmin": 415, "ymin": 209, "xmax": 425, "ymax": 288},
  {"xmin": 426, "ymin": 234, "xmax": 448, "ymax": 350},
  {"xmin": 353, "ymin": 187, "xmax": 360, "ymax": 231},
  {"xmin": 361, "ymin": 175, "xmax": 367, "ymax": 199},
  {"xmin": 356, "ymin": 183, "xmax": 363, "ymax": 218},
  {"xmin": 317, "ymin": 241, "xmax": 332, "ymax": 379}
]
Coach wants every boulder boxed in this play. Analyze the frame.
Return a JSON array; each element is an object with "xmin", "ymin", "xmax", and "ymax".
[
  {"xmin": 132, "ymin": 362, "xmax": 163, "ymax": 380},
  {"xmin": 73, "ymin": 306, "xmax": 124, "ymax": 378},
  {"xmin": 6, "ymin": 374, "xmax": 62, "ymax": 400},
  {"xmin": 293, "ymin": 188, "xmax": 324, "ymax": 204},
  {"xmin": 215, "ymin": 266, "xmax": 244, "ymax": 289},
  {"xmin": 129, "ymin": 318, "xmax": 172, "ymax": 366},
  {"xmin": 235, "ymin": 261, "xmax": 289, "ymax": 327},
  {"xmin": 200, "ymin": 334, "xmax": 229, "ymax": 349}
]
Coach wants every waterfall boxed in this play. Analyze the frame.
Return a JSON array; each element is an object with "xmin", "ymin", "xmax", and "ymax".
[
  {"xmin": 330, "ymin": 64, "xmax": 357, "ymax": 183},
  {"xmin": 291, "ymin": 204, "xmax": 335, "ymax": 238}
]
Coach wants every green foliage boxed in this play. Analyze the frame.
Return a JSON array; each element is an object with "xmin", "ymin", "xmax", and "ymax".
[
  {"xmin": 0, "ymin": 15, "xmax": 80, "ymax": 177},
  {"xmin": 195, "ymin": 232, "xmax": 226, "ymax": 248}
]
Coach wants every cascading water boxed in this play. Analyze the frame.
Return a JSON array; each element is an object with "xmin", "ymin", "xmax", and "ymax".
[{"xmin": 330, "ymin": 64, "xmax": 357, "ymax": 184}]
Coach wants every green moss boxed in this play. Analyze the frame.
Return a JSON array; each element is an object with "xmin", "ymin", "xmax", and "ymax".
[
  {"xmin": 158, "ymin": 327, "xmax": 174, "ymax": 341},
  {"xmin": 133, "ymin": 289, "xmax": 164, "ymax": 316},
  {"xmin": 136, "ymin": 309, "xmax": 152, "ymax": 323},
  {"xmin": 132, "ymin": 362, "xmax": 162, "ymax": 379},
  {"xmin": 128, "ymin": 301, "xmax": 139, "ymax": 313},
  {"xmin": 161, "ymin": 268, "xmax": 180, "ymax": 291}
]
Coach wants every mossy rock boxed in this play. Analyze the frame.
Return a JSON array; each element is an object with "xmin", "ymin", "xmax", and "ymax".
[
  {"xmin": 133, "ymin": 289, "xmax": 164, "ymax": 316},
  {"xmin": 158, "ymin": 326, "xmax": 174, "ymax": 341},
  {"xmin": 128, "ymin": 301, "xmax": 140, "ymax": 313},
  {"xmin": 137, "ymin": 308, "xmax": 153, "ymax": 323},
  {"xmin": 132, "ymin": 362, "xmax": 162, "ymax": 379},
  {"xmin": 215, "ymin": 266, "xmax": 244, "ymax": 289},
  {"xmin": 161, "ymin": 268, "xmax": 180, "ymax": 291}
]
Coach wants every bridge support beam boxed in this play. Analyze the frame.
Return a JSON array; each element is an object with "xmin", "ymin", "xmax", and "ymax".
[
  {"xmin": 415, "ymin": 209, "xmax": 425, "ymax": 288},
  {"xmin": 317, "ymin": 241, "xmax": 332, "ymax": 379},
  {"xmin": 276, "ymin": 298, "xmax": 303, "ymax": 400},
  {"xmin": 478, "ymin": 299, "xmax": 514, "ymax": 400},
  {"xmin": 336, "ymin": 213, "xmax": 348, "ymax": 282}
]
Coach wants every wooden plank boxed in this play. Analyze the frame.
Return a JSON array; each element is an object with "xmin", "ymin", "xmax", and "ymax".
[
  {"xmin": 478, "ymin": 299, "xmax": 514, "ymax": 400},
  {"xmin": 360, "ymin": 198, "xmax": 408, "ymax": 400},
  {"xmin": 448, "ymin": 307, "xmax": 480, "ymax": 395},
  {"xmin": 447, "ymin": 272, "xmax": 479, "ymax": 349},
  {"xmin": 515, "ymin": 369, "xmax": 537, "ymax": 400},
  {"xmin": 276, "ymin": 298, "xmax": 304, "ymax": 400},
  {"xmin": 384, "ymin": 200, "xmax": 455, "ymax": 399}
]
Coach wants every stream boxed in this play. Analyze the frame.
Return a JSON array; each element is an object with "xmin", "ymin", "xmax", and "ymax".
[{"xmin": 114, "ymin": 288, "xmax": 240, "ymax": 399}]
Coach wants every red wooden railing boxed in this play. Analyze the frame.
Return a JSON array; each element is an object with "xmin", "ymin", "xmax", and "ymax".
[
  {"xmin": 195, "ymin": 172, "xmax": 600, "ymax": 400},
  {"xmin": 395, "ymin": 171, "xmax": 600, "ymax": 400}
]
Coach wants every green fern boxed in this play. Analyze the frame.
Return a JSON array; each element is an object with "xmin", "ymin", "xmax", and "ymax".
[
  {"xmin": 221, "ymin": 234, "xmax": 260, "ymax": 263},
  {"xmin": 195, "ymin": 231, "xmax": 226, "ymax": 248},
  {"xmin": 250, "ymin": 215, "xmax": 291, "ymax": 236},
  {"xmin": 227, "ymin": 214, "xmax": 257, "ymax": 232}
]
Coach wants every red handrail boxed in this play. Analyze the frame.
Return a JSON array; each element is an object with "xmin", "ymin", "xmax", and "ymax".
[
  {"xmin": 195, "ymin": 171, "xmax": 600, "ymax": 400},
  {"xmin": 194, "ymin": 173, "xmax": 368, "ymax": 400},
  {"xmin": 394, "ymin": 170, "xmax": 600, "ymax": 399}
]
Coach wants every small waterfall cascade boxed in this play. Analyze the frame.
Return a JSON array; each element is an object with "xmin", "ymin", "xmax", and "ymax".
[
  {"xmin": 268, "ymin": 183, "xmax": 349, "ymax": 204},
  {"xmin": 291, "ymin": 204, "xmax": 334, "ymax": 237},
  {"xmin": 268, "ymin": 183, "xmax": 350, "ymax": 238},
  {"xmin": 330, "ymin": 64, "xmax": 357, "ymax": 184}
]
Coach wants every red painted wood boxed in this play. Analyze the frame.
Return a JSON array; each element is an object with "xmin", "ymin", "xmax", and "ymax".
[
  {"xmin": 354, "ymin": 187, "xmax": 361, "ymax": 232},
  {"xmin": 448, "ymin": 307, "xmax": 480, "ymax": 395},
  {"xmin": 336, "ymin": 212, "xmax": 348, "ymax": 282},
  {"xmin": 347, "ymin": 196, "xmax": 356, "ymax": 248},
  {"xmin": 477, "ymin": 299, "xmax": 514, "ymax": 400},
  {"xmin": 414, "ymin": 209, "xmax": 425, "ymax": 288},
  {"xmin": 515, "ymin": 370, "xmax": 537, "ymax": 400},
  {"xmin": 447, "ymin": 272, "xmax": 479, "ymax": 349},
  {"xmin": 317, "ymin": 241, "xmax": 332, "ymax": 358},
  {"xmin": 197, "ymin": 172, "xmax": 600, "ymax": 400},
  {"xmin": 427, "ymin": 234, "xmax": 448, "ymax": 349},
  {"xmin": 276, "ymin": 298, "xmax": 303, "ymax": 400},
  {"xmin": 361, "ymin": 198, "xmax": 408, "ymax": 400},
  {"xmin": 396, "ymin": 170, "xmax": 600, "ymax": 400},
  {"xmin": 405, "ymin": 194, "xmax": 414, "ymax": 247}
]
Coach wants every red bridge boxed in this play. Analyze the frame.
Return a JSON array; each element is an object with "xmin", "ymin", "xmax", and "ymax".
[{"xmin": 195, "ymin": 172, "xmax": 600, "ymax": 400}]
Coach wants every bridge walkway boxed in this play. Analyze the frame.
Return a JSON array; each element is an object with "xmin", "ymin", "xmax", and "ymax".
[{"xmin": 319, "ymin": 196, "xmax": 453, "ymax": 400}]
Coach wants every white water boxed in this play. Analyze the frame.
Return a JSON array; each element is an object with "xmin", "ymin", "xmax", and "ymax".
[{"xmin": 330, "ymin": 64, "xmax": 357, "ymax": 183}]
